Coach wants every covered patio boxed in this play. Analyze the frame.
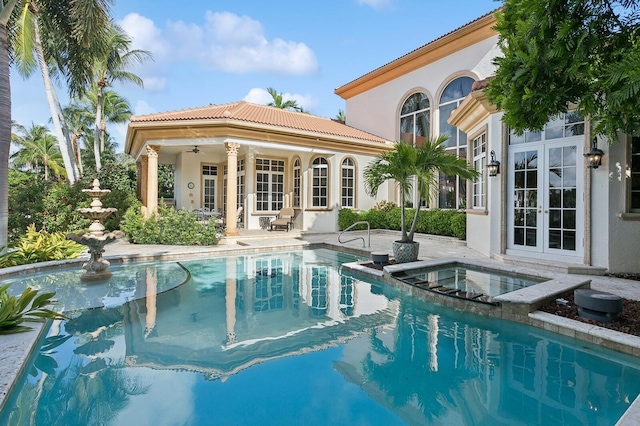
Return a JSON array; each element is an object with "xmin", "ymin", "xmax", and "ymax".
[{"xmin": 125, "ymin": 101, "xmax": 393, "ymax": 236}]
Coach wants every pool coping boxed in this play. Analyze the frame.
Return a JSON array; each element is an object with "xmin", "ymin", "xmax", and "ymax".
[{"xmin": 2, "ymin": 243, "xmax": 640, "ymax": 424}]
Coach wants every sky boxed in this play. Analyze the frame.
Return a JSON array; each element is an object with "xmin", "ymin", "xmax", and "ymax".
[{"xmin": 10, "ymin": 0, "xmax": 502, "ymax": 151}]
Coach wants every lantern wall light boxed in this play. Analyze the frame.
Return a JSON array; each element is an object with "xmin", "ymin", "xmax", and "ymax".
[
  {"xmin": 487, "ymin": 150, "xmax": 500, "ymax": 177},
  {"xmin": 584, "ymin": 138, "xmax": 604, "ymax": 169}
]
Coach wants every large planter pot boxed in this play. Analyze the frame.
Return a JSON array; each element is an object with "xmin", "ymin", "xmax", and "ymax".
[{"xmin": 392, "ymin": 241, "xmax": 420, "ymax": 263}]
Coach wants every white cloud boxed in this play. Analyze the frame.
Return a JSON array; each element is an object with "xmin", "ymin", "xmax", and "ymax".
[
  {"xmin": 243, "ymin": 88, "xmax": 273, "ymax": 105},
  {"xmin": 166, "ymin": 11, "xmax": 318, "ymax": 75},
  {"xmin": 119, "ymin": 13, "xmax": 170, "ymax": 60},
  {"xmin": 356, "ymin": 0, "xmax": 394, "ymax": 10},
  {"xmin": 243, "ymin": 88, "xmax": 317, "ymax": 111},
  {"xmin": 134, "ymin": 100, "xmax": 155, "ymax": 115}
]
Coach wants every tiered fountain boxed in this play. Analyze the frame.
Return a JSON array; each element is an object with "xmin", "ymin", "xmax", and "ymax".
[{"xmin": 67, "ymin": 179, "xmax": 118, "ymax": 282}]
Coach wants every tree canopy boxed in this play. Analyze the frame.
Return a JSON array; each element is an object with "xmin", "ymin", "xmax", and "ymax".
[{"xmin": 486, "ymin": 0, "xmax": 640, "ymax": 139}]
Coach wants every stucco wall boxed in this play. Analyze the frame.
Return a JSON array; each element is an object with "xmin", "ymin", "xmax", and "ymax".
[
  {"xmin": 345, "ymin": 36, "xmax": 499, "ymax": 141},
  {"xmin": 606, "ymin": 140, "xmax": 640, "ymax": 273}
]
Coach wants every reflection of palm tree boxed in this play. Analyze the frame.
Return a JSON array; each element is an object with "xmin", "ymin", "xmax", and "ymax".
[{"xmin": 362, "ymin": 299, "xmax": 475, "ymax": 423}]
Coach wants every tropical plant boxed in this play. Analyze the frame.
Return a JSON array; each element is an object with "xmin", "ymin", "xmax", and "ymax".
[
  {"xmin": 88, "ymin": 25, "xmax": 150, "ymax": 170},
  {"xmin": 10, "ymin": 122, "xmax": 64, "ymax": 180},
  {"xmin": 487, "ymin": 0, "xmax": 640, "ymax": 139},
  {"xmin": 0, "ymin": 284, "xmax": 67, "ymax": 333},
  {"xmin": 336, "ymin": 109, "xmax": 346, "ymax": 122},
  {"xmin": 0, "ymin": 224, "xmax": 86, "ymax": 267},
  {"xmin": 266, "ymin": 87, "xmax": 304, "ymax": 112},
  {"xmin": 0, "ymin": 0, "xmax": 114, "ymax": 255},
  {"xmin": 364, "ymin": 135, "xmax": 478, "ymax": 244}
]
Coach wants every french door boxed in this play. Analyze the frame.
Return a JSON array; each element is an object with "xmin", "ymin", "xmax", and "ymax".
[
  {"xmin": 507, "ymin": 140, "xmax": 583, "ymax": 257},
  {"xmin": 202, "ymin": 177, "xmax": 217, "ymax": 211}
]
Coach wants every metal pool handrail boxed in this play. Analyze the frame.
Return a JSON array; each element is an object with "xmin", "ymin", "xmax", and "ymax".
[{"xmin": 338, "ymin": 221, "xmax": 370, "ymax": 247}]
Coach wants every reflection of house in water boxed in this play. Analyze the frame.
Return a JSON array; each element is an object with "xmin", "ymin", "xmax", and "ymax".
[
  {"xmin": 123, "ymin": 250, "xmax": 399, "ymax": 380},
  {"xmin": 334, "ymin": 306, "xmax": 640, "ymax": 425}
]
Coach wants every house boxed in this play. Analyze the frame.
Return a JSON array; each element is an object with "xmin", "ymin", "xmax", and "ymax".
[
  {"xmin": 124, "ymin": 101, "xmax": 393, "ymax": 235},
  {"xmin": 335, "ymin": 9, "xmax": 640, "ymax": 274}
]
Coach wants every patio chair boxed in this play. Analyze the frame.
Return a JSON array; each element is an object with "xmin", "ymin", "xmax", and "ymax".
[
  {"xmin": 270, "ymin": 207, "xmax": 295, "ymax": 231},
  {"xmin": 236, "ymin": 206, "xmax": 244, "ymax": 229}
]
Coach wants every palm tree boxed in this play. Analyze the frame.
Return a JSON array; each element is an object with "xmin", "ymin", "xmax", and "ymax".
[
  {"xmin": 12, "ymin": 1, "xmax": 78, "ymax": 183},
  {"xmin": 364, "ymin": 135, "xmax": 478, "ymax": 250},
  {"xmin": 0, "ymin": 0, "xmax": 113, "ymax": 252},
  {"xmin": 336, "ymin": 109, "xmax": 346, "ymax": 122},
  {"xmin": 89, "ymin": 25, "xmax": 150, "ymax": 170},
  {"xmin": 266, "ymin": 87, "xmax": 304, "ymax": 112},
  {"xmin": 11, "ymin": 122, "xmax": 64, "ymax": 181}
]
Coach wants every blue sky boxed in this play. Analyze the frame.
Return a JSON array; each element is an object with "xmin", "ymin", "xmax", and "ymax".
[{"xmin": 10, "ymin": 0, "xmax": 501, "ymax": 150}]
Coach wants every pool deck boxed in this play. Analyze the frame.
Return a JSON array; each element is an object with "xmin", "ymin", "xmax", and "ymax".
[{"xmin": 2, "ymin": 229, "xmax": 640, "ymax": 424}]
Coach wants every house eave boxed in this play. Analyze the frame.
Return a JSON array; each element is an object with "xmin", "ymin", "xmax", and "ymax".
[
  {"xmin": 447, "ymin": 90, "xmax": 498, "ymax": 134},
  {"xmin": 334, "ymin": 12, "xmax": 498, "ymax": 100},
  {"xmin": 125, "ymin": 118, "xmax": 394, "ymax": 160}
]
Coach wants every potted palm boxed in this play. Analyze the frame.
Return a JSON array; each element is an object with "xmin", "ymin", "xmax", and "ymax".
[{"xmin": 364, "ymin": 135, "xmax": 479, "ymax": 263}]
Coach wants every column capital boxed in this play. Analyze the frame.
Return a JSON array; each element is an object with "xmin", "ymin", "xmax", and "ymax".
[
  {"xmin": 225, "ymin": 142, "xmax": 240, "ymax": 156},
  {"xmin": 146, "ymin": 145, "xmax": 160, "ymax": 158}
]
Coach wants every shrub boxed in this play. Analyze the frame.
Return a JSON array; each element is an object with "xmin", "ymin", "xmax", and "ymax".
[
  {"xmin": 41, "ymin": 180, "xmax": 91, "ymax": 234},
  {"xmin": 338, "ymin": 208, "xmax": 360, "ymax": 231},
  {"xmin": 385, "ymin": 207, "xmax": 402, "ymax": 231},
  {"xmin": 374, "ymin": 200, "xmax": 397, "ymax": 212},
  {"xmin": 0, "ymin": 284, "xmax": 67, "ymax": 334},
  {"xmin": 361, "ymin": 208, "xmax": 388, "ymax": 229},
  {"xmin": 450, "ymin": 211, "xmax": 467, "ymax": 239},
  {"xmin": 8, "ymin": 170, "xmax": 47, "ymax": 240},
  {"xmin": 121, "ymin": 203, "xmax": 219, "ymax": 245},
  {"xmin": 0, "ymin": 225, "xmax": 86, "ymax": 268}
]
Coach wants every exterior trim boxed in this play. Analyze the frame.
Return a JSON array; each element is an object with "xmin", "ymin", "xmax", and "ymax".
[{"xmin": 335, "ymin": 12, "xmax": 497, "ymax": 100}]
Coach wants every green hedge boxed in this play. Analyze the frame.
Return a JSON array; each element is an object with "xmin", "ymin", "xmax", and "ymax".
[
  {"xmin": 120, "ymin": 203, "xmax": 220, "ymax": 245},
  {"xmin": 338, "ymin": 207, "xmax": 467, "ymax": 239}
]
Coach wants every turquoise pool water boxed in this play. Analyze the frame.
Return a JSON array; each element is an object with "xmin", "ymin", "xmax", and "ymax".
[{"xmin": 1, "ymin": 248, "xmax": 639, "ymax": 425}]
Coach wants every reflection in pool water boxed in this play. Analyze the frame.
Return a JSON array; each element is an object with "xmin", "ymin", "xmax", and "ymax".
[{"xmin": 1, "ymin": 248, "xmax": 639, "ymax": 425}]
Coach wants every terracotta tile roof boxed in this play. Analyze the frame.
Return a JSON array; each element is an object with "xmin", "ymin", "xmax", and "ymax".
[{"xmin": 130, "ymin": 101, "xmax": 390, "ymax": 144}]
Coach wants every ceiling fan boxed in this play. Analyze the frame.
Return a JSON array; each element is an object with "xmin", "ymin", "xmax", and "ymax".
[{"xmin": 186, "ymin": 146, "xmax": 200, "ymax": 154}]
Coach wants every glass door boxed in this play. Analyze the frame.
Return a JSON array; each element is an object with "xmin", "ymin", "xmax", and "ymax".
[
  {"xmin": 203, "ymin": 177, "xmax": 216, "ymax": 211},
  {"xmin": 508, "ymin": 141, "xmax": 583, "ymax": 257}
]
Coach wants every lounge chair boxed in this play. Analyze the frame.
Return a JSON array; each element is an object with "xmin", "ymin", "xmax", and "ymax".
[{"xmin": 270, "ymin": 207, "xmax": 295, "ymax": 231}]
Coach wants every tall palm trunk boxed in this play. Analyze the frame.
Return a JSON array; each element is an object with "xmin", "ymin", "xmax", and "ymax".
[
  {"xmin": 0, "ymin": 21, "xmax": 11, "ymax": 252},
  {"xmin": 93, "ymin": 83, "xmax": 104, "ymax": 171},
  {"xmin": 33, "ymin": 19, "xmax": 79, "ymax": 182}
]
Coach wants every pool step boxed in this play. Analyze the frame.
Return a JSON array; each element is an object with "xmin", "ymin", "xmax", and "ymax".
[{"xmin": 493, "ymin": 254, "xmax": 607, "ymax": 276}]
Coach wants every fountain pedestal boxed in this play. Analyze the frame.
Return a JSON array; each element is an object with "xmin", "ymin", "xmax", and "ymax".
[{"xmin": 67, "ymin": 179, "xmax": 118, "ymax": 282}]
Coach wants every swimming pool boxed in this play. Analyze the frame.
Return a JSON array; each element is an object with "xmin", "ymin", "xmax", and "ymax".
[{"xmin": 1, "ymin": 248, "xmax": 639, "ymax": 425}]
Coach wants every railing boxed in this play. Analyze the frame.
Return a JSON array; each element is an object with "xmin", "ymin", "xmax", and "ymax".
[{"xmin": 338, "ymin": 221, "xmax": 370, "ymax": 248}]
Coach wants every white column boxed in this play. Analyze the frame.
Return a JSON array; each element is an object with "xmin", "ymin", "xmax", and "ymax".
[
  {"xmin": 145, "ymin": 145, "xmax": 159, "ymax": 218},
  {"xmin": 225, "ymin": 142, "xmax": 240, "ymax": 236}
]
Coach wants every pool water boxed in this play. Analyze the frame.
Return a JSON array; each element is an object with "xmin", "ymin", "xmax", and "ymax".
[
  {"xmin": 1, "ymin": 248, "xmax": 639, "ymax": 425},
  {"xmin": 394, "ymin": 263, "xmax": 546, "ymax": 304}
]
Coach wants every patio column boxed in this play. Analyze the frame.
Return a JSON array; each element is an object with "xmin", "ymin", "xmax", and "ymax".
[
  {"xmin": 225, "ymin": 142, "xmax": 240, "ymax": 236},
  {"xmin": 145, "ymin": 145, "xmax": 159, "ymax": 218},
  {"xmin": 139, "ymin": 156, "xmax": 148, "ymax": 215}
]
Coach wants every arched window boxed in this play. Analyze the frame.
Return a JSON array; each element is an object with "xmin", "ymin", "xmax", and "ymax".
[
  {"xmin": 293, "ymin": 158, "xmax": 301, "ymax": 208},
  {"xmin": 438, "ymin": 76, "xmax": 474, "ymax": 209},
  {"xmin": 311, "ymin": 157, "xmax": 329, "ymax": 207},
  {"xmin": 400, "ymin": 92, "xmax": 430, "ymax": 146},
  {"xmin": 341, "ymin": 157, "xmax": 355, "ymax": 208}
]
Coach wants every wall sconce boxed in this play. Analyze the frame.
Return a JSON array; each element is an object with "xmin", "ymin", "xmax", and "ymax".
[
  {"xmin": 584, "ymin": 138, "xmax": 604, "ymax": 169},
  {"xmin": 487, "ymin": 150, "xmax": 500, "ymax": 177}
]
